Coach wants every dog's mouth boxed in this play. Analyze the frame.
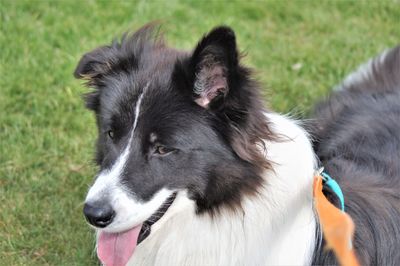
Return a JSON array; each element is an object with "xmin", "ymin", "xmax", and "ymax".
[
  {"xmin": 137, "ymin": 192, "xmax": 177, "ymax": 244},
  {"xmin": 97, "ymin": 192, "xmax": 177, "ymax": 266}
]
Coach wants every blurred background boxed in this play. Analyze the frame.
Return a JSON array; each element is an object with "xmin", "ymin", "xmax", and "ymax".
[{"xmin": 0, "ymin": 1, "xmax": 399, "ymax": 265}]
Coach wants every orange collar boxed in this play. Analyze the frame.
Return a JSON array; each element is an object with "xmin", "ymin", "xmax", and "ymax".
[{"xmin": 313, "ymin": 172, "xmax": 359, "ymax": 266}]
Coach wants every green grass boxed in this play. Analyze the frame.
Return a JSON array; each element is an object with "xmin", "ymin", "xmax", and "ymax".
[{"xmin": 1, "ymin": 0, "xmax": 399, "ymax": 265}]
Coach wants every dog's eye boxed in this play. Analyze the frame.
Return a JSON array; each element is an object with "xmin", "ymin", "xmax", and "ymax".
[
  {"xmin": 154, "ymin": 145, "xmax": 173, "ymax": 155},
  {"xmin": 107, "ymin": 130, "xmax": 115, "ymax": 139}
]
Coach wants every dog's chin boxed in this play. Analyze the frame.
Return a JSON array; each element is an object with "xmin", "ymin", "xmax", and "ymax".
[{"xmin": 97, "ymin": 217, "xmax": 144, "ymax": 234}]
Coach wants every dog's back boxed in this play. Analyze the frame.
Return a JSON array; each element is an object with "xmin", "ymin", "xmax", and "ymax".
[{"xmin": 311, "ymin": 46, "xmax": 400, "ymax": 265}]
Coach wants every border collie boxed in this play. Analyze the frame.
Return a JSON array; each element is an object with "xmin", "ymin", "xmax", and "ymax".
[{"xmin": 74, "ymin": 24, "xmax": 400, "ymax": 265}]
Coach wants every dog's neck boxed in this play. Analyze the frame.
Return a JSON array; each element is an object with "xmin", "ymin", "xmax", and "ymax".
[{"xmin": 127, "ymin": 113, "xmax": 318, "ymax": 265}]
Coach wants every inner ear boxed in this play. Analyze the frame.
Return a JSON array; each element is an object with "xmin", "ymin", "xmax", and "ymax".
[
  {"xmin": 190, "ymin": 26, "xmax": 238, "ymax": 109},
  {"xmin": 194, "ymin": 58, "xmax": 228, "ymax": 108}
]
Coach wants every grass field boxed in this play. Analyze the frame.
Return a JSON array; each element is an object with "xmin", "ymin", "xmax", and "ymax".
[{"xmin": 1, "ymin": 0, "xmax": 399, "ymax": 265}]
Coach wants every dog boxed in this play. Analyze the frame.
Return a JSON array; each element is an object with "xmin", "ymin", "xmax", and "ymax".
[{"xmin": 74, "ymin": 24, "xmax": 400, "ymax": 265}]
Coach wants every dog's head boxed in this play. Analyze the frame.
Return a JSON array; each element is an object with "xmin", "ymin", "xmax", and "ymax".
[{"xmin": 75, "ymin": 23, "xmax": 273, "ymax": 264}]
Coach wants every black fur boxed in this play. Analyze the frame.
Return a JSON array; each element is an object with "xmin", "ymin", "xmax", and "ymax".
[
  {"xmin": 311, "ymin": 46, "xmax": 400, "ymax": 265},
  {"xmin": 74, "ymin": 24, "xmax": 274, "ymax": 213}
]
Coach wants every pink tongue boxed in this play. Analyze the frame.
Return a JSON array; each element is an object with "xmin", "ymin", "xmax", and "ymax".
[{"xmin": 97, "ymin": 225, "xmax": 142, "ymax": 266}]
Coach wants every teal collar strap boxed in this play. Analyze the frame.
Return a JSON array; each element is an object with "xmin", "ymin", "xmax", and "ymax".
[{"xmin": 321, "ymin": 172, "xmax": 345, "ymax": 212}]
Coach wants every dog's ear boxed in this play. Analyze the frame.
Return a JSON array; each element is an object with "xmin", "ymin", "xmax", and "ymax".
[
  {"xmin": 190, "ymin": 26, "xmax": 238, "ymax": 109},
  {"xmin": 74, "ymin": 46, "xmax": 115, "ymax": 83},
  {"xmin": 74, "ymin": 46, "xmax": 116, "ymax": 111}
]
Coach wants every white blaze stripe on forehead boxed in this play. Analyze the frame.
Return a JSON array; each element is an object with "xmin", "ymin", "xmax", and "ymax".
[
  {"xmin": 86, "ymin": 83, "xmax": 149, "ymax": 203},
  {"xmin": 132, "ymin": 83, "xmax": 148, "ymax": 132}
]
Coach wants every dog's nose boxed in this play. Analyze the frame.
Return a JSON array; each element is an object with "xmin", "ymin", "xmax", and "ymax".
[{"xmin": 83, "ymin": 201, "xmax": 115, "ymax": 228}]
